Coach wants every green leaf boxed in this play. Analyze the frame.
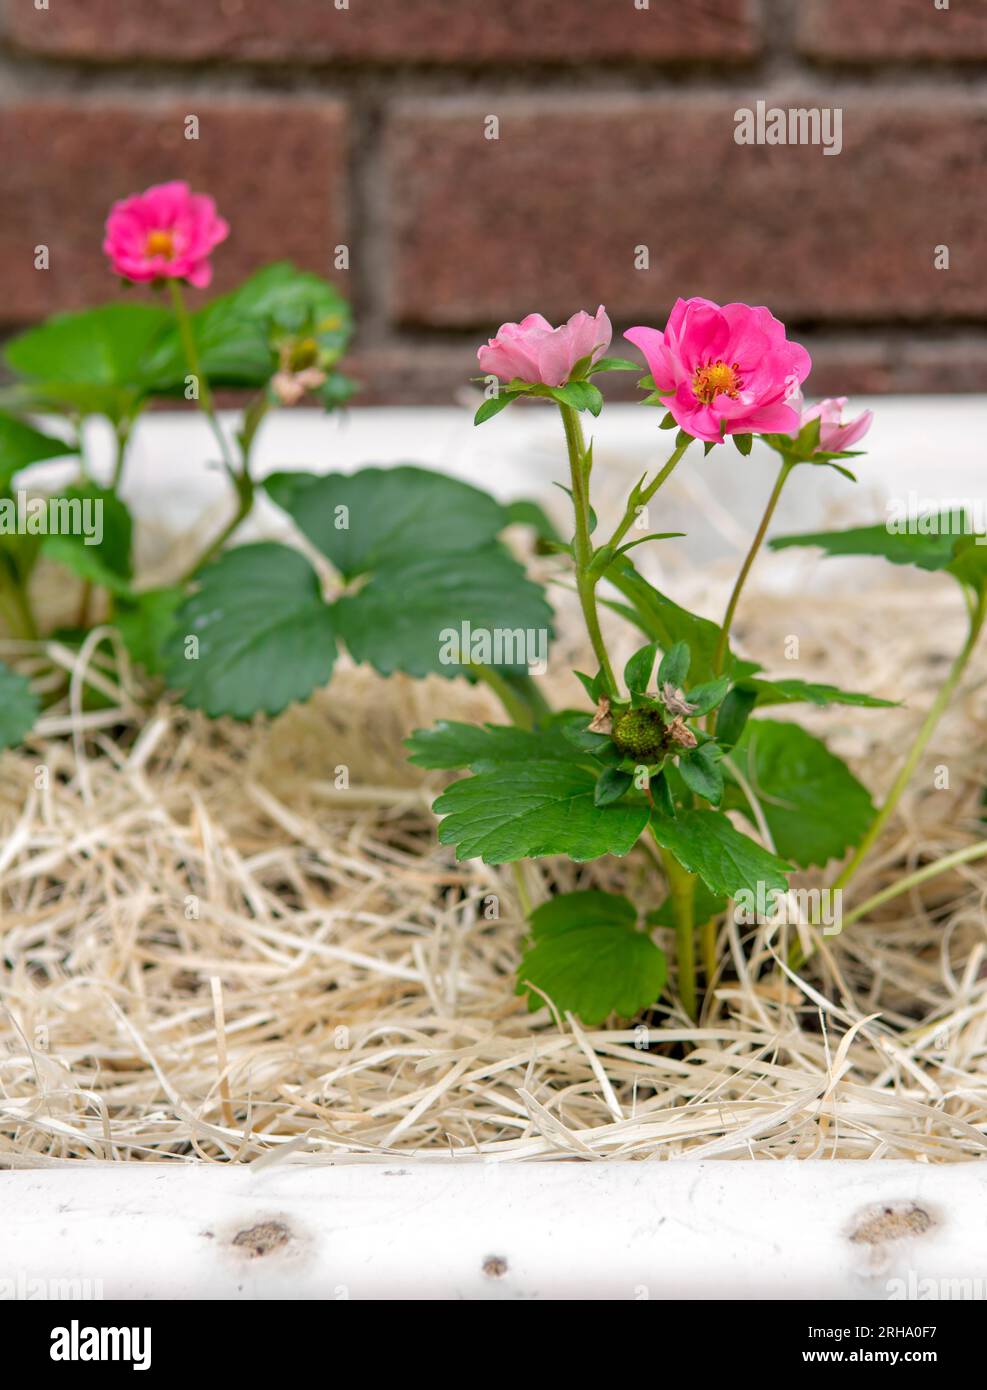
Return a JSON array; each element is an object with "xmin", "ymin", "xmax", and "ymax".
[
  {"xmin": 684, "ymin": 674, "xmax": 732, "ymax": 716},
  {"xmin": 474, "ymin": 392, "xmax": 515, "ymax": 426},
  {"xmin": 769, "ymin": 514, "xmax": 977, "ymax": 575},
  {"xmin": 517, "ymin": 890, "xmax": 667, "ymax": 1024},
  {"xmin": 142, "ymin": 263, "xmax": 351, "ymax": 392},
  {"xmin": 947, "ymin": 535, "xmax": 987, "ymax": 590},
  {"xmin": 677, "ymin": 744, "xmax": 724, "ymax": 806},
  {"xmin": 4, "ymin": 303, "xmax": 172, "ymax": 421},
  {"xmin": 433, "ymin": 761, "xmax": 650, "ymax": 863},
  {"xmin": 726, "ymin": 719, "xmax": 874, "ymax": 869},
  {"xmin": 405, "ymin": 719, "xmax": 575, "ymax": 771},
  {"xmin": 624, "ymin": 640, "xmax": 658, "ymax": 695},
  {"xmin": 503, "ymin": 498, "xmax": 564, "ymax": 547},
  {"xmin": 0, "ymin": 661, "xmax": 38, "ymax": 748},
  {"xmin": 649, "ymin": 809, "xmax": 791, "ymax": 900},
  {"xmin": 604, "ymin": 555, "xmax": 737, "ymax": 684},
  {"xmin": 264, "ymin": 465, "xmax": 507, "ymax": 580},
  {"xmin": 749, "ymin": 677, "xmax": 898, "ymax": 710},
  {"xmin": 41, "ymin": 485, "xmax": 133, "ymax": 595},
  {"xmin": 657, "ymin": 640, "xmax": 690, "ymax": 690},
  {"xmin": 549, "ymin": 380, "xmax": 604, "ymax": 416},
  {"xmin": 733, "ymin": 433, "xmax": 753, "ymax": 456},
  {"xmin": 0, "ymin": 412, "xmax": 77, "ymax": 487},
  {"xmin": 648, "ymin": 881, "xmax": 726, "ymax": 930},
  {"xmin": 115, "ymin": 587, "xmax": 184, "ymax": 676},
  {"xmin": 589, "ymin": 357, "xmax": 640, "ymax": 374},
  {"xmin": 594, "ymin": 766, "xmax": 634, "ymax": 806},
  {"xmin": 714, "ymin": 685, "xmax": 757, "ymax": 747},
  {"xmin": 334, "ymin": 545, "xmax": 553, "ymax": 679},
  {"xmin": 163, "ymin": 542, "xmax": 336, "ymax": 718},
  {"xmin": 659, "ymin": 411, "xmax": 677, "ymax": 430}
]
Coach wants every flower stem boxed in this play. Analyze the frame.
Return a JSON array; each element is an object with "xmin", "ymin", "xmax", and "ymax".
[
  {"xmin": 167, "ymin": 279, "xmax": 236, "ymax": 477},
  {"xmin": 842, "ymin": 838, "xmax": 987, "ymax": 929},
  {"xmin": 655, "ymin": 837, "xmax": 697, "ymax": 1020},
  {"xmin": 110, "ymin": 417, "xmax": 133, "ymax": 491},
  {"xmin": 833, "ymin": 587, "xmax": 987, "ymax": 894},
  {"xmin": 713, "ymin": 455, "xmax": 794, "ymax": 677},
  {"xmin": 604, "ymin": 435, "xmax": 691, "ymax": 555},
  {"xmin": 558, "ymin": 404, "xmax": 618, "ymax": 693},
  {"xmin": 469, "ymin": 663, "xmax": 535, "ymax": 730}
]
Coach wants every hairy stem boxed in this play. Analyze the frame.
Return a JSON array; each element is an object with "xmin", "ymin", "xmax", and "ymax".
[
  {"xmin": 558, "ymin": 403, "xmax": 617, "ymax": 693},
  {"xmin": 656, "ymin": 838, "xmax": 698, "ymax": 1020},
  {"xmin": 713, "ymin": 456, "xmax": 794, "ymax": 677},
  {"xmin": 833, "ymin": 588, "xmax": 987, "ymax": 893}
]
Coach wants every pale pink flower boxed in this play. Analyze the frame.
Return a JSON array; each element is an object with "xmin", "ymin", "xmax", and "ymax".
[
  {"xmin": 103, "ymin": 180, "xmax": 229, "ymax": 289},
  {"xmin": 795, "ymin": 396, "xmax": 873, "ymax": 452},
  {"xmin": 625, "ymin": 297, "xmax": 811, "ymax": 444},
  {"xmin": 477, "ymin": 307, "xmax": 612, "ymax": 388}
]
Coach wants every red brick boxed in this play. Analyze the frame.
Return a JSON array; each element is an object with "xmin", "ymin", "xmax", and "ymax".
[
  {"xmin": 386, "ymin": 96, "xmax": 987, "ymax": 328},
  {"xmin": 6, "ymin": 0, "xmax": 759, "ymax": 64},
  {"xmin": 0, "ymin": 101, "xmax": 348, "ymax": 320},
  {"xmin": 799, "ymin": 0, "xmax": 987, "ymax": 62}
]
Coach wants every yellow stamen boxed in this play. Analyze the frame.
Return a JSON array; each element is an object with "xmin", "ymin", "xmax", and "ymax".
[
  {"xmin": 145, "ymin": 229, "xmax": 176, "ymax": 259},
  {"xmin": 692, "ymin": 359, "xmax": 741, "ymax": 404}
]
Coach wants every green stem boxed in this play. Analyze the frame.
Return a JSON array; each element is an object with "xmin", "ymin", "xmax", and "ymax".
[
  {"xmin": 700, "ymin": 915, "xmax": 718, "ymax": 987},
  {"xmin": 180, "ymin": 468, "xmax": 254, "ymax": 581},
  {"xmin": 833, "ymin": 588, "xmax": 987, "ymax": 893},
  {"xmin": 469, "ymin": 663, "xmax": 534, "ymax": 729},
  {"xmin": 656, "ymin": 837, "xmax": 697, "ymax": 1020},
  {"xmin": 167, "ymin": 279, "xmax": 236, "ymax": 477},
  {"xmin": 558, "ymin": 404, "xmax": 617, "ymax": 693},
  {"xmin": 110, "ymin": 417, "xmax": 133, "ymax": 491},
  {"xmin": 842, "ymin": 838, "xmax": 987, "ymax": 929},
  {"xmin": 713, "ymin": 456, "xmax": 794, "ymax": 677},
  {"xmin": 604, "ymin": 436, "xmax": 691, "ymax": 556}
]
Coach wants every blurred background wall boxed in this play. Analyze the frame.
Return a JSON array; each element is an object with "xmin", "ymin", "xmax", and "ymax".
[{"xmin": 2, "ymin": 0, "xmax": 985, "ymax": 402}]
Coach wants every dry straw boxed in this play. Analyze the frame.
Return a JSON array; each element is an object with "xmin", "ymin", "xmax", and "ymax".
[{"xmin": 1, "ymin": 503, "xmax": 986, "ymax": 1166}]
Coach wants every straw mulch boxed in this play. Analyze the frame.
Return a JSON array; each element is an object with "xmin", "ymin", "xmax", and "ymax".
[{"xmin": 1, "ymin": 541, "xmax": 986, "ymax": 1165}]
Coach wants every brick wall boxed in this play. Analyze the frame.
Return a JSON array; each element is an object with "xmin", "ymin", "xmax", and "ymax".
[{"xmin": 3, "ymin": 0, "xmax": 986, "ymax": 401}]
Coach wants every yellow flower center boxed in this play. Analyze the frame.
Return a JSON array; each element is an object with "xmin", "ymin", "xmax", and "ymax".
[
  {"xmin": 145, "ymin": 229, "xmax": 176, "ymax": 260},
  {"xmin": 692, "ymin": 359, "xmax": 741, "ymax": 404}
]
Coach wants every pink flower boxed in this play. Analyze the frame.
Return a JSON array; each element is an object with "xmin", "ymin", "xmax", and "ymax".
[
  {"xmin": 625, "ymin": 297, "xmax": 811, "ymax": 444},
  {"xmin": 795, "ymin": 397, "xmax": 873, "ymax": 453},
  {"xmin": 478, "ymin": 307, "xmax": 612, "ymax": 388},
  {"xmin": 103, "ymin": 180, "xmax": 229, "ymax": 289}
]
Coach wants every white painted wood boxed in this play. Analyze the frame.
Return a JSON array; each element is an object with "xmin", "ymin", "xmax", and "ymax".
[{"xmin": 1, "ymin": 1162, "xmax": 983, "ymax": 1300}]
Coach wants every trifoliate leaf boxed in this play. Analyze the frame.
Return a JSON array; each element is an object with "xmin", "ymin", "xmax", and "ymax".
[
  {"xmin": 264, "ymin": 465, "xmax": 507, "ymax": 580},
  {"xmin": 0, "ymin": 661, "xmax": 38, "ymax": 748},
  {"xmin": 649, "ymin": 809, "xmax": 790, "ymax": 900},
  {"xmin": 4, "ymin": 304, "xmax": 172, "ymax": 422},
  {"xmin": 726, "ymin": 718, "xmax": 874, "ymax": 869},
  {"xmin": 517, "ymin": 890, "xmax": 667, "ymax": 1024},
  {"xmin": 164, "ymin": 542, "xmax": 336, "ymax": 718},
  {"xmin": 433, "ymin": 761, "xmax": 650, "ymax": 863},
  {"xmin": 769, "ymin": 514, "xmax": 979, "ymax": 575},
  {"xmin": 334, "ymin": 545, "xmax": 553, "ymax": 679},
  {"xmin": 405, "ymin": 719, "xmax": 575, "ymax": 771}
]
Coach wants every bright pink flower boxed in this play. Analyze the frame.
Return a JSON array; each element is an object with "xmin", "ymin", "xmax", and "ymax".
[
  {"xmin": 477, "ymin": 307, "xmax": 612, "ymax": 388},
  {"xmin": 103, "ymin": 180, "xmax": 229, "ymax": 289},
  {"xmin": 795, "ymin": 396, "xmax": 873, "ymax": 452},
  {"xmin": 625, "ymin": 297, "xmax": 811, "ymax": 444}
]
